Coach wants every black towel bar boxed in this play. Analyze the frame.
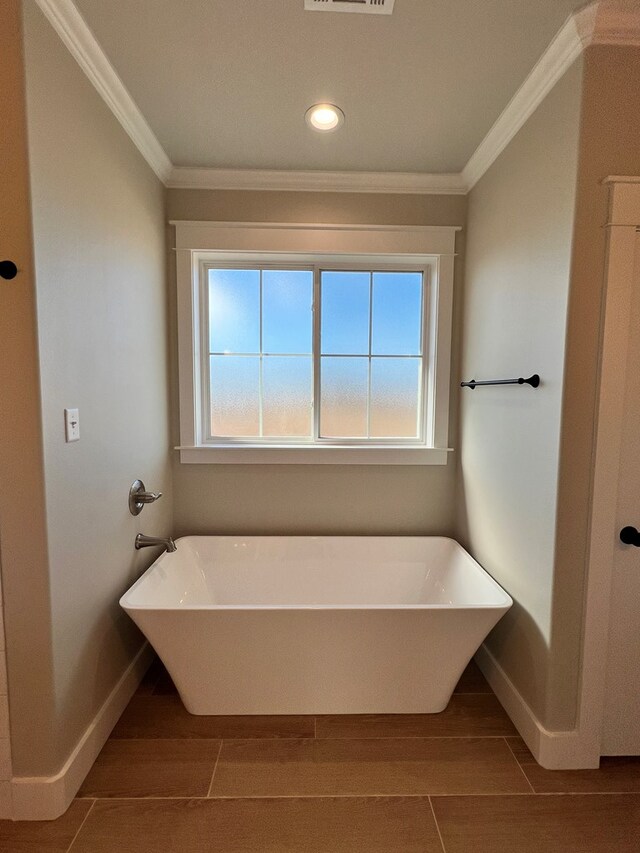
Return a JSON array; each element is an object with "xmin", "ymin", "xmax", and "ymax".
[{"xmin": 461, "ymin": 373, "xmax": 540, "ymax": 389}]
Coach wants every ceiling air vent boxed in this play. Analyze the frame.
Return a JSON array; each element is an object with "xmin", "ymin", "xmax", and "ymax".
[{"xmin": 304, "ymin": 0, "xmax": 395, "ymax": 15}]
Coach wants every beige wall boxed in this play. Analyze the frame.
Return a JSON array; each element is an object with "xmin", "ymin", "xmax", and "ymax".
[
  {"xmin": 0, "ymin": 0, "xmax": 55, "ymax": 791},
  {"xmin": 550, "ymin": 44, "xmax": 640, "ymax": 728},
  {"xmin": 166, "ymin": 189, "xmax": 466, "ymax": 536},
  {"xmin": 166, "ymin": 189, "xmax": 466, "ymax": 228},
  {"xmin": 3, "ymin": 3, "xmax": 173, "ymax": 777},
  {"xmin": 456, "ymin": 60, "xmax": 583, "ymax": 729}
]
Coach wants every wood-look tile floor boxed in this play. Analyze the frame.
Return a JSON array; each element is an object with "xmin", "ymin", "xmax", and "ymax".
[{"xmin": 2, "ymin": 659, "xmax": 640, "ymax": 852}]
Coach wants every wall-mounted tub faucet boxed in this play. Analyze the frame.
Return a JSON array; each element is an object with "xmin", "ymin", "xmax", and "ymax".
[{"xmin": 135, "ymin": 533, "xmax": 177, "ymax": 554}]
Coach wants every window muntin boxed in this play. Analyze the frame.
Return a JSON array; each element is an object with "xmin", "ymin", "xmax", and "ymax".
[{"xmin": 202, "ymin": 263, "xmax": 428, "ymax": 445}]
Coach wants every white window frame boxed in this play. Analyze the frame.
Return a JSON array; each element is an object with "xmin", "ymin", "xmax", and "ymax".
[{"xmin": 173, "ymin": 221, "xmax": 459, "ymax": 464}]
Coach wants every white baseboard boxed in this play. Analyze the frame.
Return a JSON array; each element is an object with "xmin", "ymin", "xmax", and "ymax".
[
  {"xmin": 474, "ymin": 643, "xmax": 600, "ymax": 769},
  {"xmin": 1, "ymin": 638, "xmax": 599, "ymax": 819},
  {"xmin": 9, "ymin": 642, "xmax": 153, "ymax": 820}
]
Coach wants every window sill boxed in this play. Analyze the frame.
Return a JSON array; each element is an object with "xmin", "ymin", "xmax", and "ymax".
[{"xmin": 176, "ymin": 446, "xmax": 453, "ymax": 465}]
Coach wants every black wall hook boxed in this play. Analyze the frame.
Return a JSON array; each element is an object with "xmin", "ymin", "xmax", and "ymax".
[
  {"xmin": 0, "ymin": 260, "xmax": 18, "ymax": 280},
  {"xmin": 461, "ymin": 373, "xmax": 540, "ymax": 390}
]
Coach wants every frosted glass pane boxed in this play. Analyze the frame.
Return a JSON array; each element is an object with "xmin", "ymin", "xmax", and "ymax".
[
  {"xmin": 372, "ymin": 272, "xmax": 423, "ymax": 355},
  {"xmin": 210, "ymin": 356, "xmax": 259, "ymax": 436},
  {"xmin": 209, "ymin": 269, "xmax": 260, "ymax": 353},
  {"xmin": 263, "ymin": 270, "xmax": 313, "ymax": 354},
  {"xmin": 262, "ymin": 357, "xmax": 313, "ymax": 437},
  {"xmin": 321, "ymin": 272, "xmax": 370, "ymax": 355},
  {"xmin": 320, "ymin": 357, "xmax": 368, "ymax": 437},
  {"xmin": 370, "ymin": 358, "xmax": 421, "ymax": 438}
]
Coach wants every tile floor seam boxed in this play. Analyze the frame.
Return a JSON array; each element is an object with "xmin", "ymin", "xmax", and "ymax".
[
  {"xmin": 428, "ymin": 796, "xmax": 448, "ymax": 853},
  {"xmin": 204, "ymin": 788, "xmax": 537, "ymax": 800},
  {"xmin": 73, "ymin": 792, "xmax": 548, "ymax": 801},
  {"xmin": 313, "ymin": 735, "xmax": 516, "ymax": 740},
  {"xmin": 65, "ymin": 799, "xmax": 96, "ymax": 853},
  {"xmin": 196, "ymin": 735, "xmax": 518, "ymax": 743},
  {"xmin": 73, "ymin": 791, "xmax": 640, "ymax": 801},
  {"xmin": 112, "ymin": 734, "xmax": 518, "ymax": 741},
  {"xmin": 422, "ymin": 790, "xmax": 640, "ymax": 798},
  {"xmin": 503, "ymin": 737, "xmax": 536, "ymax": 794},
  {"xmin": 105, "ymin": 736, "xmax": 223, "ymax": 742},
  {"xmin": 206, "ymin": 741, "xmax": 224, "ymax": 797}
]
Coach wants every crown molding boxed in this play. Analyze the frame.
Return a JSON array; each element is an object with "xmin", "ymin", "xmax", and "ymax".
[
  {"xmin": 463, "ymin": 1, "xmax": 640, "ymax": 190},
  {"xmin": 34, "ymin": 1, "xmax": 640, "ymax": 196},
  {"xmin": 462, "ymin": 6, "xmax": 588, "ymax": 190},
  {"xmin": 166, "ymin": 167, "xmax": 468, "ymax": 195},
  {"xmin": 34, "ymin": 0, "xmax": 172, "ymax": 183}
]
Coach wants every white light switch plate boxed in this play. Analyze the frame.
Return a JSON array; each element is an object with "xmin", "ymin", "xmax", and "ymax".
[{"xmin": 64, "ymin": 408, "xmax": 80, "ymax": 442}]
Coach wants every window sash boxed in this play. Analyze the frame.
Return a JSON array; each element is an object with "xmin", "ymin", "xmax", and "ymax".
[{"xmin": 199, "ymin": 261, "xmax": 431, "ymax": 446}]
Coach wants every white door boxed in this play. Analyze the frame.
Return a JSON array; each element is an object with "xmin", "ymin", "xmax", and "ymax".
[{"xmin": 602, "ymin": 228, "xmax": 640, "ymax": 754}]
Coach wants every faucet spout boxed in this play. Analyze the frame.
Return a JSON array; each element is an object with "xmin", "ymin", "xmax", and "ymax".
[{"xmin": 135, "ymin": 534, "xmax": 177, "ymax": 554}]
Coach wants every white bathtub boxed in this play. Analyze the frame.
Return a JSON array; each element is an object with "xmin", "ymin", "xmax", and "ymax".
[{"xmin": 120, "ymin": 536, "xmax": 511, "ymax": 715}]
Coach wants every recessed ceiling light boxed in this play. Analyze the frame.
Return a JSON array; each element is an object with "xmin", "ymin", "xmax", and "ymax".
[{"xmin": 305, "ymin": 103, "xmax": 344, "ymax": 133}]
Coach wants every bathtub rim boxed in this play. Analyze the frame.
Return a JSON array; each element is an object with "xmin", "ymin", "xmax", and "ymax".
[{"xmin": 120, "ymin": 535, "xmax": 513, "ymax": 613}]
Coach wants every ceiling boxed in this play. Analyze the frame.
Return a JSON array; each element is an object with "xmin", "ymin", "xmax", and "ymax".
[{"xmin": 73, "ymin": 0, "xmax": 585, "ymax": 174}]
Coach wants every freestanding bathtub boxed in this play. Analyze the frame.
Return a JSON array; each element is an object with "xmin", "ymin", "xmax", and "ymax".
[{"xmin": 120, "ymin": 536, "xmax": 511, "ymax": 715}]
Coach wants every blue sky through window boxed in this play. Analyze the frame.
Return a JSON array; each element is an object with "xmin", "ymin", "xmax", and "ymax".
[{"xmin": 208, "ymin": 267, "xmax": 423, "ymax": 438}]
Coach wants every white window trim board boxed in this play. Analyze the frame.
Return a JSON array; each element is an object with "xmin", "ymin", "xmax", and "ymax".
[
  {"xmin": 176, "ymin": 446, "xmax": 452, "ymax": 465},
  {"xmin": 171, "ymin": 221, "xmax": 460, "ymax": 256},
  {"xmin": 174, "ymin": 221, "xmax": 458, "ymax": 465}
]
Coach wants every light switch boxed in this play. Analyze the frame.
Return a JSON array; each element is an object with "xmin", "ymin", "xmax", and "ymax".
[{"xmin": 64, "ymin": 408, "xmax": 80, "ymax": 442}]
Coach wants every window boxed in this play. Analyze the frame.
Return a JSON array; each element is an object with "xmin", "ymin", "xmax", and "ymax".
[
  {"xmin": 174, "ymin": 222, "xmax": 458, "ymax": 464},
  {"xmin": 205, "ymin": 264, "xmax": 426, "ymax": 443}
]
